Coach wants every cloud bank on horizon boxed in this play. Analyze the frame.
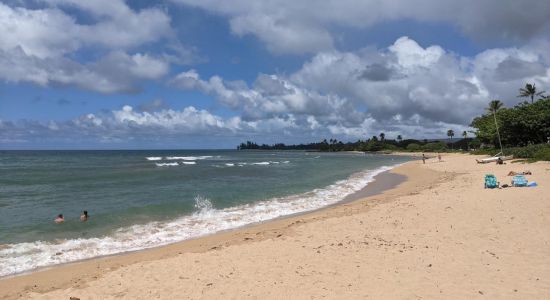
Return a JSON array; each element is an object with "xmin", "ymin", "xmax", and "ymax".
[{"xmin": 1, "ymin": 0, "xmax": 550, "ymax": 148}]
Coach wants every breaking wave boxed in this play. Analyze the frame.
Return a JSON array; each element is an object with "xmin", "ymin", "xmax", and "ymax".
[{"xmin": 155, "ymin": 162, "xmax": 179, "ymax": 167}]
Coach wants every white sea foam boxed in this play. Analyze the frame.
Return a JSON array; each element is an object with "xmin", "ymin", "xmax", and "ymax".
[
  {"xmin": 146, "ymin": 157, "xmax": 163, "ymax": 161},
  {"xmin": 225, "ymin": 163, "xmax": 235, "ymax": 167},
  {"xmin": 251, "ymin": 162, "xmax": 270, "ymax": 165},
  {"xmin": 155, "ymin": 162, "xmax": 179, "ymax": 167},
  {"xmin": 0, "ymin": 164, "xmax": 400, "ymax": 277},
  {"xmin": 165, "ymin": 156, "xmax": 213, "ymax": 161},
  {"xmin": 181, "ymin": 161, "xmax": 196, "ymax": 165}
]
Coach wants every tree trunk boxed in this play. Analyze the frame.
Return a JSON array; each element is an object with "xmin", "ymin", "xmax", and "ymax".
[{"xmin": 493, "ymin": 109, "xmax": 504, "ymax": 155}]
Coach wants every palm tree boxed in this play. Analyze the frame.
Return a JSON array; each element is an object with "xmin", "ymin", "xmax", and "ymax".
[
  {"xmin": 397, "ymin": 135, "xmax": 403, "ymax": 143},
  {"xmin": 379, "ymin": 132, "xmax": 385, "ymax": 142},
  {"xmin": 486, "ymin": 100, "xmax": 503, "ymax": 113},
  {"xmin": 486, "ymin": 100, "xmax": 504, "ymax": 155},
  {"xmin": 462, "ymin": 131, "xmax": 468, "ymax": 150},
  {"xmin": 518, "ymin": 83, "xmax": 545, "ymax": 103},
  {"xmin": 447, "ymin": 129, "xmax": 455, "ymax": 150}
]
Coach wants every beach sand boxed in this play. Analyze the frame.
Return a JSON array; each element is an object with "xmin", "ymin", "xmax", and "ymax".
[{"xmin": 1, "ymin": 153, "xmax": 549, "ymax": 299}]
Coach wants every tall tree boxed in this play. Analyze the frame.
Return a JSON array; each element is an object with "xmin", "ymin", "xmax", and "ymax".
[
  {"xmin": 379, "ymin": 132, "xmax": 385, "ymax": 142},
  {"xmin": 518, "ymin": 83, "xmax": 545, "ymax": 103},
  {"xmin": 447, "ymin": 129, "xmax": 455, "ymax": 150},
  {"xmin": 486, "ymin": 99, "xmax": 503, "ymax": 113},
  {"xmin": 397, "ymin": 135, "xmax": 403, "ymax": 143},
  {"xmin": 487, "ymin": 100, "xmax": 504, "ymax": 154},
  {"xmin": 462, "ymin": 131, "xmax": 467, "ymax": 139}
]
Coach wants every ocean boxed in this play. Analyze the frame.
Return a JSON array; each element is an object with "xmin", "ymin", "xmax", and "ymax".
[{"xmin": 0, "ymin": 150, "xmax": 410, "ymax": 277}]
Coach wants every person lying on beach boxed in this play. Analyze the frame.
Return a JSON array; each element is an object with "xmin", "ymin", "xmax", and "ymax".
[
  {"xmin": 507, "ymin": 171, "xmax": 532, "ymax": 176},
  {"xmin": 54, "ymin": 214, "xmax": 64, "ymax": 224},
  {"xmin": 80, "ymin": 210, "xmax": 89, "ymax": 222}
]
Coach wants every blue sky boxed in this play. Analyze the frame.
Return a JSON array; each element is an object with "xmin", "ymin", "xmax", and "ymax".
[{"xmin": 1, "ymin": 0, "xmax": 550, "ymax": 149}]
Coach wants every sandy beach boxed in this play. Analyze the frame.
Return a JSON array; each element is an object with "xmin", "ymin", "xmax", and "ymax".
[{"xmin": 1, "ymin": 153, "xmax": 549, "ymax": 299}]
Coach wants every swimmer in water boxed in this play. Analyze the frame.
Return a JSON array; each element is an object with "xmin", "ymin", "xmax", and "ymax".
[
  {"xmin": 80, "ymin": 210, "xmax": 89, "ymax": 222},
  {"xmin": 54, "ymin": 214, "xmax": 64, "ymax": 224}
]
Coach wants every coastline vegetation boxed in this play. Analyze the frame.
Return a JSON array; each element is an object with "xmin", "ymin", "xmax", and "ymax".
[{"xmin": 239, "ymin": 83, "xmax": 550, "ymax": 161}]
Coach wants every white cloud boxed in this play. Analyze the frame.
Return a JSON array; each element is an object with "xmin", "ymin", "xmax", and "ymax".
[
  {"xmin": 170, "ymin": 36, "xmax": 550, "ymax": 139},
  {"xmin": 389, "ymin": 37, "xmax": 444, "ymax": 69},
  {"xmin": 173, "ymin": 0, "xmax": 550, "ymax": 54},
  {"xmin": 92, "ymin": 51, "xmax": 170, "ymax": 81},
  {"xmin": 0, "ymin": 3, "xmax": 80, "ymax": 58},
  {"xmin": 0, "ymin": 1, "xmax": 194, "ymax": 93},
  {"xmin": 170, "ymin": 70, "xmax": 363, "ymax": 124},
  {"xmin": 112, "ymin": 105, "xmax": 241, "ymax": 133},
  {"xmin": 1, "ymin": 105, "xmax": 333, "ymax": 147},
  {"xmin": 0, "ymin": 1, "xmax": 171, "ymax": 58},
  {"xmin": 0, "ymin": 48, "xmax": 169, "ymax": 93},
  {"xmin": 229, "ymin": 14, "xmax": 333, "ymax": 54}
]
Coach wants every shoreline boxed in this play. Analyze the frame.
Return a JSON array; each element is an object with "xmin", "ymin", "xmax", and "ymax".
[
  {"xmin": 0, "ymin": 159, "xmax": 406, "ymax": 280},
  {"xmin": 2, "ymin": 154, "xmax": 549, "ymax": 299},
  {"xmin": 0, "ymin": 162, "xmax": 414, "ymax": 289},
  {"xmin": 0, "ymin": 161, "xmax": 429, "ymax": 299},
  {"xmin": 0, "ymin": 165, "xmax": 406, "ymax": 282}
]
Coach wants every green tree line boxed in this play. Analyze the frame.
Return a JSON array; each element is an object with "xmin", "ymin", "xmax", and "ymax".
[{"xmin": 471, "ymin": 93, "xmax": 549, "ymax": 147}]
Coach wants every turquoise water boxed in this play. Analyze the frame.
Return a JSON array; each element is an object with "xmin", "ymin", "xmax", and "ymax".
[{"xmin": 0, "ymin": 150, "xmax": 410, "ymax": 276}]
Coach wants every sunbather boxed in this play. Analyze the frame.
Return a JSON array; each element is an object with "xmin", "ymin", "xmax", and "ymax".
[{"xmin": 507, "ymin": 171, "xmax": 532, "ymax": 176}]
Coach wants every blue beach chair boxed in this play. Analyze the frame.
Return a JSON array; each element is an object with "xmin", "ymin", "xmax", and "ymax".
[
  {"xmin": 484, "ymin": 174, "xmax": 499, "ymax": 189},
  {"xmin": 512, "ymin": 175, "xmax": 528, "ymax": 187}
]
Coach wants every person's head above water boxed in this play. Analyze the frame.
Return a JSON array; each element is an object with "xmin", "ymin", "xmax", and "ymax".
[
  {"xmin": 54, "ymin": 214, "xmax": 64, "ymax": 223},
  {"xmin": 80, "ymin": 210, "xmax": 89, "ymax": 221}
]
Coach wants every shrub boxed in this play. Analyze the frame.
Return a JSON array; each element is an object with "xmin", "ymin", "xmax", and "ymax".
[
  {"xmin": 507, "ymin": 143, "xmax": 550, "ymax": 158},
  {"xmin": 534, "ymin": 147, "xmax": 550, "ymax": 161},
  {"xmin": 406, "ymin": 143, "xmax": 421, "ymax": 151},
  {"xmin": 422, "ymin": 142, "xmax": 447, "ymax": 152},
  {"xmin": 472, "ymin": 143, "xmax": 550, "ymax": 160}
]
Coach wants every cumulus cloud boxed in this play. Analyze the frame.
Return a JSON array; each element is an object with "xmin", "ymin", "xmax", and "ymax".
[
  {"xmin": 359, "ymin": 63, "xmax": 398, "ymax": 82},
  {"xmin": 170, "ymin": 70, "xmax": 364, "ymax": 125},
  {"xmin": 0, "ymin": 105, "xmax": 331, "ymax": 147},
  {"xmin": 12, "ymin": 36, "xmax": 542, "ymax": 146},
  {"xmin": 170, "ymin": 36, "xmax": 550, "ymax": 140},
  {"xmin": 293, "ymin": 37, "xmax": 550, "ymax": 124},
  {"xmin": 0, "ymin": 1, "xmax": 171, "ymax": 58},
  {"xmin": 0, "ymin": 1, "xmax": 195, "ymax": 93},
  {"xmin": 173, "ymin": 0, "xmax": 550, "ymax": 54},
  {"xmin": 494, "ymin": 57, "xmax": 547, "ymax": 82},
  {"xmin": 229, "ymin": 14, "xmax": 333, "ymax": 54},
  {"xmin": 0, "ymin": 48, "xmax": 169, "ymax": 93}
]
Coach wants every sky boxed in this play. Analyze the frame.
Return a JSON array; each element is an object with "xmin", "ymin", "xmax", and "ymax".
[{"xmin": 1, "ymin": 0, "xmax": 550, "ymax": 149}]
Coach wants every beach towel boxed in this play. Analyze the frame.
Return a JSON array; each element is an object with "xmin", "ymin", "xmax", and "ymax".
[
  {"xmin": 484, "ymin": 174, "xmax": 499, "ymax": 189},
  {"xmin": 512, "ymin": 175, "xmax": 528, "ymax": 187}
]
